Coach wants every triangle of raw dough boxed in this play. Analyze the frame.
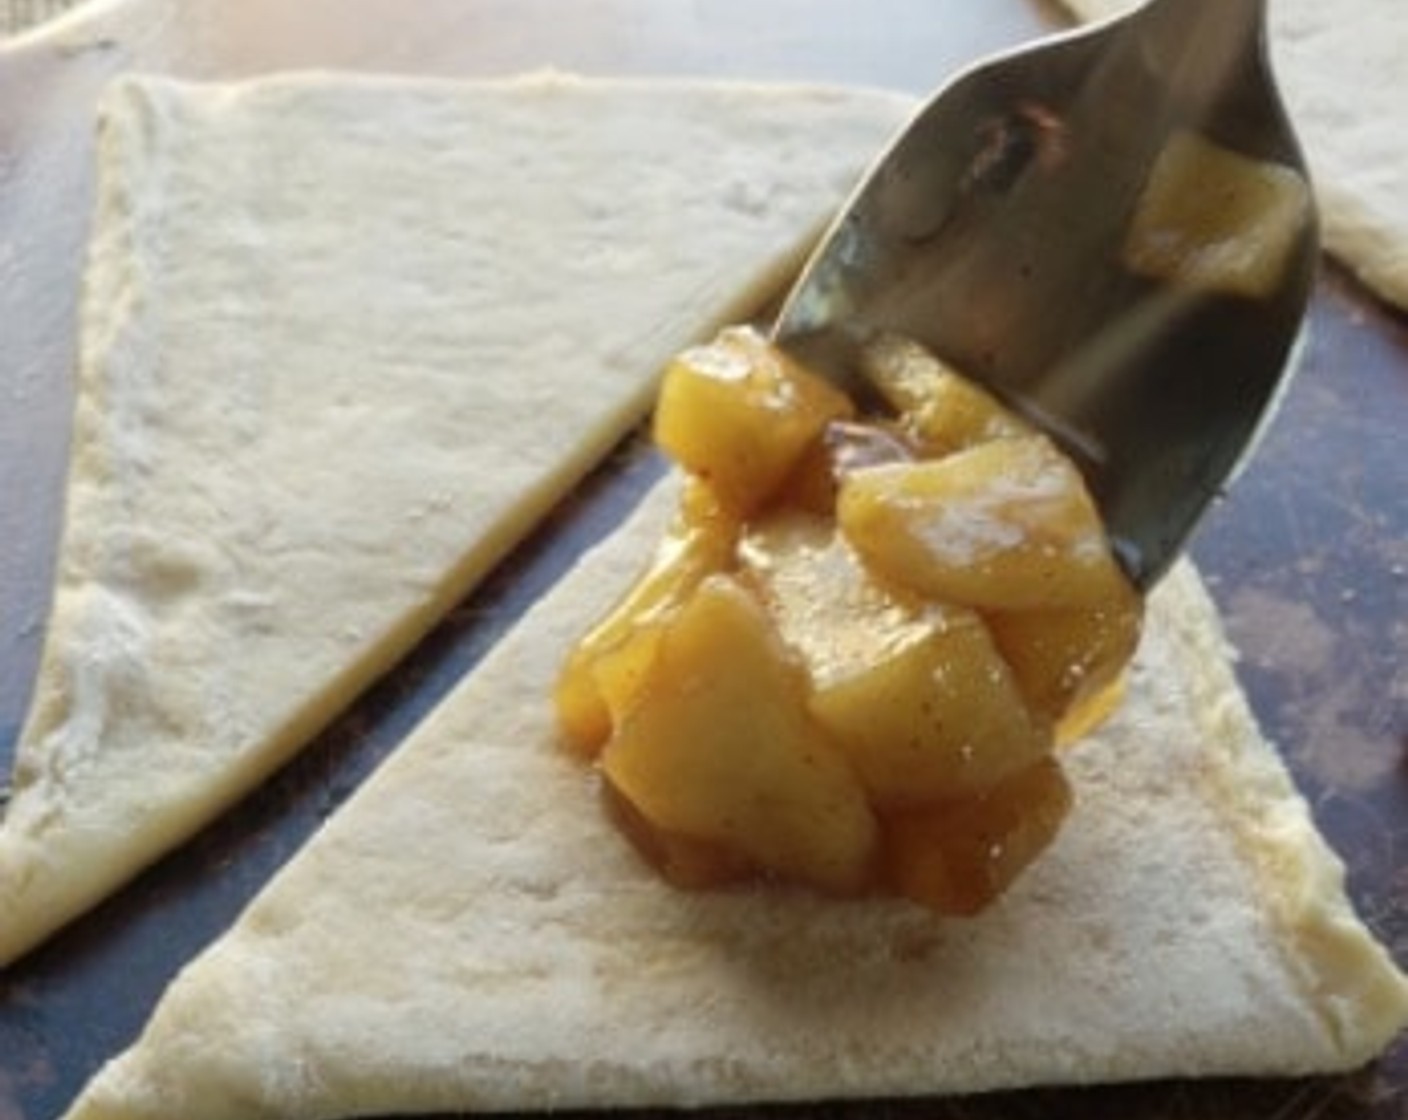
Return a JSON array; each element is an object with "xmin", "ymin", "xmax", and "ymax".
[
  {"xmin": 0, "ymin": 73, "xmax": 914, "ymax": 965},
  {"xmin": 61, "ymin": 480, "xmax": 1408, "ymax": 1119}
]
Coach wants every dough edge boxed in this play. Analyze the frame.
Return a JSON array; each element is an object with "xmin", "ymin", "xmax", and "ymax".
[
  {"xmin": 1152, "ymin": 564, "xmax": 1408, "ymax": 1064},
  {"xmin": 58, "ymin": 481, "xmax": 1408, "ymax": 1120}
]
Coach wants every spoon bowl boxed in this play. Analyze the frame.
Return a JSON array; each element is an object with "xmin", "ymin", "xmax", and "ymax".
[{"xmin": 774, "ymin": 0, "xmax": 1316, "ymax": 589}]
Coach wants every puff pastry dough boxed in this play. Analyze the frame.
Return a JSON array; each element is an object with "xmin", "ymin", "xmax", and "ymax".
[
  {"xmin": 63, "ymin": 479, "xmax": 1408, "ymax": 1119},
  {"xmin": 0, "ymin": 73, "xmax": 913, "ymax": 965}
]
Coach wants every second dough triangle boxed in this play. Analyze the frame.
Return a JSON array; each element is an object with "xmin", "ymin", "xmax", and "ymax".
[{"xmin": 0, "ymin": 72, "xmax": 914, "ymax": 965}]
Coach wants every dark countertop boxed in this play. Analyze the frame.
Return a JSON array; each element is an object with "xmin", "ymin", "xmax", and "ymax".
[{"xmin": 1, "ymin": 2, "xmax": 1404, "ymax": 1117}]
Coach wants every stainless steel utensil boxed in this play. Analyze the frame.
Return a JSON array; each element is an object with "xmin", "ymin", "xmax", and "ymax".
[{"xmin": 774, "ymin": 0, "xmax": 1316, "ymax": 588}]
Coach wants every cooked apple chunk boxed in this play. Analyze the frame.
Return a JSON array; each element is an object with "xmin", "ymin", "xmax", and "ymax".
[
  {"xmin": 654, "ymin": 325, "xmax": 852, "ymax": 514},
  {"xmin": 838, "ymin": 436, "xmax": 1124, "ymax": 611},
  {"xmin": 557, "ymin": 328, "xmax": 1142, "ymax": 916},
  {"xmin": 986, "ymin": 567, "xmax": 1142, "ymax": 727},
  {"xmin": 859, "ymin": 331, "xmax": 1032, "ymax": 454},
  {"xmin": 776, "ymin": 419, "xmax": 914, "ymax": 515},
  {"xmin": 740, "ymin": 512, "xmax": 1049, "ymax": 807},
  {"xmin": 1123, "ymin": 128, "xmax": 1311, "ymax": 299},
  {"xmin": 812, "ymin": 613, "xmax": 1049, "ymax": 809},
  {"xmin": 554, "ymin": 480, "xmax": 738, "ymax": 757},
  {"xmin": 602, "ymin": 780, "xmax": 751, "ymax": 891},
  {"xmin": 600, "ymin": 575, "xmax": 878, "ymax": 894},
  {"xmin": 882, "ymin": 757, "xmax": 1072, "ymax": 916}
]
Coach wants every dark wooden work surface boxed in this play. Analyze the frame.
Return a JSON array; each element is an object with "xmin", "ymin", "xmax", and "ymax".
[{"xmin": 1, "ymin": 2, "xmax": 1404, "ymax": 1117}]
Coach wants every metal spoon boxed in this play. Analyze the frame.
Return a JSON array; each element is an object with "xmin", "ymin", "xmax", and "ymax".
[{"xmin": 773, "ymin": 0, "xmax": 1316, "ymax": 589}]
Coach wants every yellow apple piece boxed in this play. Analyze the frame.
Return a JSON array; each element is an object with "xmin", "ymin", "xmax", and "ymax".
[
  {"xmin": 1123, "ymin": 128, "xmax": 1311, "ymax": 299},
  {"xmin": 600, "ymin": 575, "xmax": 877, "ymax": 894},
  {"xmin": 882, "ymin": 756, "xmax": 1073, "ymax": 916},
  {"xmin": 986, "ymin": 569, "xmax": 1143, "ymax": 728},
  {"xmin": 602, "ymin": 780, "xmax": 751, "ymax": 890},
  {"xmin": 555, "ymin": 480, "xmax": 738, "ymax": 757},
  {"xmin": 776, "ymin": 419, "xmax": 914, "ymax": 515},
  {"xmin": 837, "ymin": 435, "xmax": 1123, "ymax": 611},
  {"xmin": 654, "ymin": 325, "xmax": 853, "ymax": 514},
  {"xmin": 741, "ymin": 512, "xmax": 1050, "ymax": 807},
  {"xmin": 858, "ymin": 331, "xmax": 1032, "ymax": 454},
  {"xmin": 1052, "ymin": 673, "xmax": 1130, "ymax": 748}
]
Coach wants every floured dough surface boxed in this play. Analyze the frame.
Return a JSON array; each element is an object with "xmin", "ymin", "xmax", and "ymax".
[
  {"xmin": 63, "ymin": 479, "xmax": 1408, "ymax": 1120},
  {"xmin": 1059, "ymin": 0, "xmax": 1408, "ymax": 310},
  {"xmin": 0, "ymin": 73, "xmax": 913, "ymax": 965}
]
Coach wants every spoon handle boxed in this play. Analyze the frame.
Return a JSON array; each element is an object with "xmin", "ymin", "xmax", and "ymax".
[{"xmin": 1138, "ymin": 0, "xmax": 1272, "ymax": 118}]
